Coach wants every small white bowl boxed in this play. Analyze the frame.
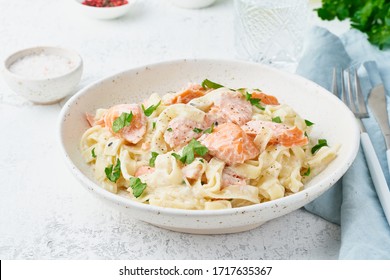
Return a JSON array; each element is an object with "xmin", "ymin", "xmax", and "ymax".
[
  {"xmin": 74, "ymin": 0, "xmax": 135, "ymax": 20},
  {"xmin": 170, "ymin": 0, "xmax": 216, "ymax": 9},
  {"xmin": 2, "ymin": 46, "xmax": 83, "ymax": 105}
]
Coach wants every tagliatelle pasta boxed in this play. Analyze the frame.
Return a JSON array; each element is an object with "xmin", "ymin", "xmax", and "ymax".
[{"xmin": 80, "ymin": 81, "xmax": 338, "ymax": 210}]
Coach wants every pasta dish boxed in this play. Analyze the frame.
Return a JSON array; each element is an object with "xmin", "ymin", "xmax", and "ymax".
[{"xmin": 80, "ymin": 80, "xmax": 338, "ymax": 210}]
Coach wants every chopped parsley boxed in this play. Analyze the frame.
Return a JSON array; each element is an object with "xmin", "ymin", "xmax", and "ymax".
[
  {"xmin": 172, "ymin": 139, "xmax": 208, "ymax": 164},
  {"xmin": 305, "ymin": 119, "xmax": 314, "ymax": 126},
  {"xmin": 245, "ymin": 92, "xmax": 265, "ymax": 110},
  {"xmin": 167, "ymin": 127, "xmax": 173, "ymax": 132},
  {"xmin": 272, "ymin": 116, "xmax": 282, "ymax": 123},
  {"xmin": 149, "ymin": 152, "xmax": 159, "ymax": 167},
  {"xmin": 303, "ymin": 167, "xmax": 311, "ymax": 177},
  {"xmin": 142, "ymin": 101, "xmax": 161, "ymax": 117},
  {"xmin": 91, "ymin": 147, "xmax": 97, "ymax": 158},
  {"xmin": 105, "ymin": 158, "xmax": 121, "ymax": 183},
  {"xmin": 311, "ymin": 139, "xmax": 328, "ymax": 154},
  {"xmin": 201, "ymin": 79, "xmax": 224, "ymax": 89},
  {"xmin": 152, "ymin": 122, "xmax": 156, "ymax": 129},
  {"xmin": 112, "ymin": 112, "xmax": 133, "ymax": 133},
  {"xmin": 203, "ymin": 123, "xmax": 215, "ymax": 134},
  {"xmin": 193, "ymin": 127, "xmax": 203, "ymax": 133},
  {"xmin": 171, "ymin": 153, "xmax": 181, "ymax": 160},
  {"xmin": 129, "ymin": 177, "xmax": 147, "ymax": 198}
]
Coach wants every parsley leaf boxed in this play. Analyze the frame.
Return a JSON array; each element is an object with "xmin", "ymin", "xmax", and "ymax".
[
  {"xmin": 91, "ymin": 147, "xmax": 97, "ymax": 158},
  {"xmin": 193, "ymin": 127, "xmax": 203, "ymax": 133},
  {"xmin": 204, "ymin": 123, "xmax": 215, "ymax": 134},
  {"xmin": 149, "ymin": 152, "xmax": 159, "ymax": 167},
  {"xmin": 201, "ymin": 79, "xmax": 224, "ymax": 89},
  {"xmin": 142, "ymin": 101, "xmax": 161, "ymax": 117},
  {"xmin": 303, "ymin": 166, "xmax": 311, "ymax": 177},
  {"xmin": 317, "ymin": 0, "xmax": 390, "ymax": 49},
  {"xmin": 305, "ymin": 119, "xmax": 314, "ymax": 126},
  {"xmin": 272, "ymin": 116, "xmax": 282, "ymax": 123},
  {"xmin": 112, "ymin": 112, "xmax": 133, "ymax": 133},
  {"xmin": 167, "ymin": 127, "xmax": 173, "ymax": 132},
  {"xmin": 105, "ymin": 158, "xmax": 121, "ymax": 183},
  {"xmin": 171, "ymin": 153, "xmax": 181, "ymax": 160},
  {"xmin": 129, "ymin": 177, "xmax": 147, "ymax": 198},
  {"xmin": 245, "ymin": 92, "xmax": 265, "ymax": 110},
  {"xmin": 174, "ymin": 139, "xmax": 208, "ymax": 164},
  {"xmin": 152, "ymin": 122, "xmax": 156, "ymax": 129},
  {"xmin": 311, "ymin": 139, "xmax": 328, "ymax": 154}
]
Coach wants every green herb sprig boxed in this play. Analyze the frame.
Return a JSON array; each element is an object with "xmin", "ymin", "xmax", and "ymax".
[
  {"xmin": 105, "ymin": 158, "xmax": 121, "ymax": 183},
  {"xmin": 316, "ymin": 0, "xmax": 390, "ymax": 49},
  {"xmin": 171, "ymin": 139, "xmax": 208, "ymax": 164},
  {"xmin": 91, "ymin": 147, "xmax": 97, "ymax": 158},
  {"xmin": 112, "ymin": 112, "xmax": 133, "ymax": 133},
  {"xmin": 305, "ymin": 119, "xmax": 314, "ymax": 127},
  {"xmin": 201, "ymin": 79, "xmax": 224, "ymax": 89},
  {"xmin": 129, "ymin": 177, "xmax": 147, "ymax": 198},
  {"xmin": 142, "ymin": 101, "xmax": 161, "ymax": 117},
  {"xmin": 303, "ymin": 166, "xmax": 311, "ymax": 177},
  {"xmin": 272, "ymin": 116, "xmax": 282, "ymax": 123},
  {"xmin": 203, "ymin": 123, "xmax": 215, "ymax": 134},
  {"xmin": 149, "ymin": 152, "xmax": 159, "ymax": 167},
  {"xmin": 311, "ymin": 139, "xmax": 328, "ymax": 154},
  {"xmin": 245, "ymin": 92, "xmax": 265, "ymax": 110}
]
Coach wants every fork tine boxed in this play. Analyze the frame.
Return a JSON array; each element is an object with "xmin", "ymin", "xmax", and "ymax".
[
  {"xmin": 354, "ymin": 68, "xmax": 368, "ymax": 115},
  {"xmin": 340, "ymin": 69, "xmax": 348, "ymax": 105},
  {"xmin": 332, "ymin": 68, "xmax": 338, "ymax": 96},
  {"xmin": 346, "ymin": 68, "xmax": 358, "ymax": 114}
]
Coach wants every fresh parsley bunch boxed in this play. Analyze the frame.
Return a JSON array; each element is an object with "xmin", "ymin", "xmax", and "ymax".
[{"xmin": 317, "ymin": 0, "xmax": 390, "ymax": 49}]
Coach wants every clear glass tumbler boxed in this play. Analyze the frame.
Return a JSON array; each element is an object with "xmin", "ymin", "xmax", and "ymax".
[{"xmin": 234, "ymin": 0, "xmax": 310, "ymax": 71}]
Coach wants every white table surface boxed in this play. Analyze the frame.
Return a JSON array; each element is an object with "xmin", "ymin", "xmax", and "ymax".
[{"xmin": 0, "ymin": 0, "xmax": 350, "ymax": 259}]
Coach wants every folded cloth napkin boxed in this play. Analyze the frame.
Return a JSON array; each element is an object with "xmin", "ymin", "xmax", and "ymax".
[{"xmin": 296, "ymin": 26, "xmax": 390, "ymax": 259}]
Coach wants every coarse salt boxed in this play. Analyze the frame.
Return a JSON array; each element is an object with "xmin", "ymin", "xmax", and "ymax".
[{"xmin": 9, "ymin": 53, "xmax": 77, "ymax": 79}]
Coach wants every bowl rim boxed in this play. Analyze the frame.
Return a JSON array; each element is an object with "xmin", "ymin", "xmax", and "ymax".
[
  {"xmin": 58, "ymin": 58, "xmax": 360, "ymax": 217},
  {"xmin": 3, "ymin": 46, "xmax": 83, "ymax": 82}
]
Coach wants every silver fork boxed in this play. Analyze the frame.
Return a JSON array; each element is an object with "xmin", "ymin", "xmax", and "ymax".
[{"xmin": 333, "ymin": 67, "xmax": 390, "ymax": 225}]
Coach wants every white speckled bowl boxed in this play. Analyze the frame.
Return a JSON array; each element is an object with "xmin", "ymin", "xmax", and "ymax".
[
  {"xmin": 58, "ymin": 59, "xmax": 359, "ymax": 234},
  {"xmin": 74, "ymin": 0, "xmax": 136, "ymax": 20},
  {"xmin": 2, "ymin": 46, "xmax": 83, "ymax": 105},
  {"xmin": 170, "ymin": 0, "xmax": 216, "ymax": 9}
]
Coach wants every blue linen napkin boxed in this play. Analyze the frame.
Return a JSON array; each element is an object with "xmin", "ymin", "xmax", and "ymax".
[{"xmin": 296, "ymin": 26, "xmax": 390, "ymax": 259}]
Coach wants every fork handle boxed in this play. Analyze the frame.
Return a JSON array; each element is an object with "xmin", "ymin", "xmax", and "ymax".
[
  {"xmin": 387, "ymin": 149, "xmax": 390, "ymax": 176},
  {"xmin": 361, "ymin": 132, "xmax": 390, "ymax": 226}
]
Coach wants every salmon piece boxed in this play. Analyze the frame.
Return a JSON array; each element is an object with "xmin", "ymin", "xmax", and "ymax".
[
  {"xmin": 165, "ymin": 83, "xmax": 207, "ymax": 105},
  {"xmin": 104, "ymin": 104, "xmax": 147, "ymax": 144},
  {"xmin": 251, "ymin": 91, "xmax": 279, "ymax": 105},
  {"xmin": 242, "ymin": 120, "xmax": 308, "ymax": 147},
  {"xmin": 222, "ymin": 167, "xmax": 247, "ymax": 187},
  {"xmin": 201, "ymin": 123, "xmax": 259, "ymax": 165},
  {"xmin": 135, "ymin": 166, "xmax": 155, "ymax": 177},
  {"xmin": 141, "ymin": 142, "xmax": 151, "ymax": 151},
  {"xmin": 164, "ymin": 117, "xmax": 203, "ymax": 148},
  {"xmin": 85, "ymin": 112, "xmax": 104, "ymax": 127},
  {"xmin": 208, "ymin": 91, "xmax": 252, "ymax": 126}
]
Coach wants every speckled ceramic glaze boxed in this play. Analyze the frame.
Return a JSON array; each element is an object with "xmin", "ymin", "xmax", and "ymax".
[
  {"xmin": 2, "ymin": 46, "xmax": 83, "ymax": 104},
  {"xmin": 58, "ymin": 59, "xmax": 359, "ymax": 234}
]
